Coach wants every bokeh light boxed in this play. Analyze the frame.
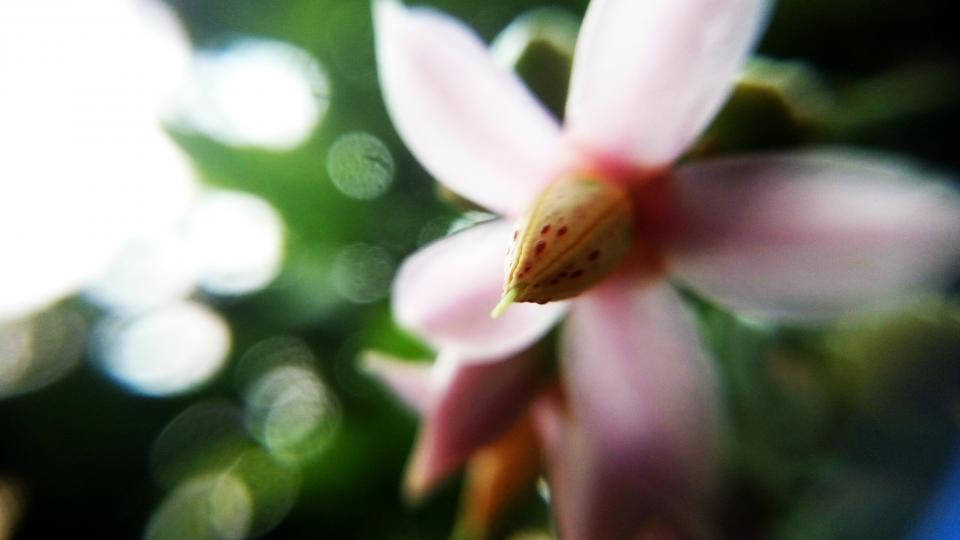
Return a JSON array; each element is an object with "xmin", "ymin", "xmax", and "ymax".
[
  {"xmin": 0, "ymin": 306, "xmax": 86, "ymax": 399},
  {"xmin": 0, "ymin": 0, "xmax": 196, "ymax": 321},
  {"xmin": 237, "ymin": 337, "xmax": 341, "ymax": 465},
  {"xmin": 171, "ymin": 38, "xmax": 330, "ymax": 150},
  {"xmin": 84, "ymin": 234, "xmax": 197, "ymax": 314},
  {"xmin": 148, "ymin": 402, "xmax": 301, "ymax": 540},
  {"xmin": 181, "ymin": 190, "xmax": 286, "ymax": 296},
  {"xmin": 92, "ymin": 301, "xmax": 231, "ymax": 397},
  {"xmin": 225, "ymin": 448, "xmax": 301, "ymax": 536},
  {"xmin": 326, "ymin": 132, "xmax": 396, "ymax": 200},
  {"xmin": 85, "ymin": 188, "xmax": 285, "ymax": 313},
  {"xmin": 331, "ymin": 244, "xmax": 395, "ymax": 303},
  {"xmin": 246, "ymin": 366, "xmax": 340, "ymax": 464},
  {"xmin": 145, "ymin": 472, "xmax": 252, "ymax": 540},
  {"xmin": 0, "ymin": 477, "xmax": 24, "ymax": 540},
  {"xmin": 150, "ymin": 402, "xmax": 250, "ymax": 489}
]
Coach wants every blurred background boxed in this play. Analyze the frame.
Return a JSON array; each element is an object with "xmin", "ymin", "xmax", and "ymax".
[{"xmin": 1, "ymin": 0, "xmax": 959, "ymax": 538}]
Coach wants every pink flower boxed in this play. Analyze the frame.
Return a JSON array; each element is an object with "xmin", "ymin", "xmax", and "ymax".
[{"xmin": 369, "ymin": 0, "xmax": 960, "ymax": 537}]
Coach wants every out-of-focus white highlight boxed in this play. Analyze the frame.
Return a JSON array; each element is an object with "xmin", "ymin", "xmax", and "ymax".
[
  {"xmin": 94, "ymin": 302, "xmax": 231, "ymax": 396},
  {"xmin": 182, "ymin": 191, "xmax": 285, "ymax": 296},
  {"xmin": 172, "ymin": 38, "xmax": 330, "ymax": 150},
  {"xmin": 331, "ymin": 244, "xmax": 394, "ymax": 303},
  {"xmin": 0, "ymin": 0, "xmax": 195, "ymax": 322},
  {"xmin": 148, "ymin": 402, "xmax": 301, "ymax": 538},
  {"xmin": 326, "ymin": 132, "xmax": 395, "ymax": 200},
  {"xmin": 0, "ymin": 307, "xmax": 86, "ymax": 398},
  {"xmin": 0, "ymin": 321, "xmax": 33, "ymax": 397},
  {"xmin": 84, "ymin": 189, "xmax": 285, "ymax": 312},
  {"xmin": 238, "ymin": 337, "xmax": 341, "ymax": 464},
  {"xmin": 84, "ymin": 234, "xmax": 197, "ymax": 314},
  {"xmin": 245, "ymin": 365, "xmax": 340, "ymax": 464},
  {"xmin": 145, "ymin": 473, "xmax": 252, "ymax": 540}
]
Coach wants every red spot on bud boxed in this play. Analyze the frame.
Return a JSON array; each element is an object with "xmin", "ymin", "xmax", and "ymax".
[
  {"xmin": 540, "ymin": 225, "xmax": 551, "ymax": 234},
  {"xmin": 588, "ymin": 250, "xmax": 600, "ymax": 261},
  {"xmin": 535, "ymin": 241, "xmax": 546, "ymax": 254},
  {"xmin": 557, "ymin": 226, "xmax": 567, "ymax": 236}
]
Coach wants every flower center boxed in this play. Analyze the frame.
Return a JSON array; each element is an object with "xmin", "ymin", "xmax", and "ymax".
[{"xmin": 492, "ymin": 170, "xmax": 674, "ymax": 315}]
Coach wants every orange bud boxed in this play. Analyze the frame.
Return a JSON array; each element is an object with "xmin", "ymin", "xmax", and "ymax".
[{"xmin": 454, "ymin": 415, "xmax": 541, "ymax": 540}]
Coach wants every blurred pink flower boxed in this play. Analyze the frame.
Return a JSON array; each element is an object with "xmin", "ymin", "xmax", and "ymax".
[{"xmin": 370, "ymin": 0, "xmax": 960, "ymax": 537}]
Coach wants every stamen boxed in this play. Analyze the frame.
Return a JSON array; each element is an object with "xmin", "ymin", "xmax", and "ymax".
[{"xmin": 490, "ymin": 286, "xmax": 519, "ymax": 318}]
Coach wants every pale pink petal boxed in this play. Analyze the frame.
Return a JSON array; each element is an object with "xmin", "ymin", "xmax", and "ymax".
[
  {"xmin": 528, "ymin": 389, "xmax": 574, "ymax": 537},
  {"xmin": 564, "ymin": 0, "xmax": 769, "ymax": 166},
  {"xmin": 405, "ymin": 349, "xmax": 543, "ymax": 498},
  {"xmin": 374, "ymin": 0, "xmax": 562, "ymax": 216},
  {"xmin": 559, "ymin": 277, "xmax": 719, "ymax": 538},
  {"xmin": 362, "ymin": 351, "xmax": 433, "ymax": 413},
  {"xmin": 392, "ymin": 219, "xmax": 568, "ymax": 360},
  {"xmin": 670, "ymin": 152, "xmax": 960, "ymax": 321}
]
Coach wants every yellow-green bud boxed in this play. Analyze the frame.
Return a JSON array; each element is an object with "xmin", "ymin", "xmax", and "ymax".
[{"xmin": 500, "ymin": 175, "xmax": 635, "ymax": 306}]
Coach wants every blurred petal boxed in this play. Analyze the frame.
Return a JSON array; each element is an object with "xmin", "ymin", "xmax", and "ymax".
[
  {"xmin": 361, "ymin": 351, "xmax": 432, "ymax": 413},
  {"xmin": 564, "ymin": 0, "xmax": 769, "ymax": 166},
  {"xmin": 559, "ymin": 278, "xmax": 718, "ymax": 538},
  {"xmin": 455, "ymin": 414, "xmax": 541, "ymax": 539},
  {"xmin": 670, "ymin": 152, "xmax": 960, "ymax": 321},
  {"xmin": 374, "ymin": 0, "xmax": 563, "ymax": 216},
  {"xmin": 529, "ymin": 387, "xmax": 574, "ymax": 536},
  {"xmin": 392, "ymin": 220, "xmax": 567, "ymax": 360},
  {"xmin": 405, "ymin": 348, "xmax": 543, "ymax": 499}
]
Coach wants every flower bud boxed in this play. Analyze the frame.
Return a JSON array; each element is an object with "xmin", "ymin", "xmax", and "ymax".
[{"xmin": 499, "ymin": 175, "xmax": 635, "ymax": 307}]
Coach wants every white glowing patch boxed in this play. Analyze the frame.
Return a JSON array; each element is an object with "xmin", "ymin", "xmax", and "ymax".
[
  {"xmin": 235, "ymin": 337, "xmax": 339, "ymax": 464},
  {"xmin": 95, "ymin": 302, "xmax": 231, "ymax": 397},
  {"xmin": 145, "ymin": 473, "xmax": 252, "ymax": 540},
  {"xmin": 182, "ymin": 191, "xmax": 285, "ymax": 296},
  {"xmin": 207, "ymin": 475, "xmax": 253, "ymax": 540},
  {"xmin": 0, "ymin": 319, "xmax": 32, "ymax": 395},
  {"xmin": 326, "ymin": 132, "xmax": 395, "ymax": 200},
  {"xmin": 331, "ymin": 244, "xmax": 394, "ymax": 303},
  {"xmin": 244, "ymin": 366, "xmax": 340, "ymax": 464},
  {"xmin": 0, "ymin": 307, "xmax": 86, "ymax": 398},
  {"xmin": 84, "ymin": 233, "xmax": 197, "ymax": 314},
  {"xmin": 0, "ymin": 0, "xmax": 195, "ymax": 322},
  {"xmin": 172, "ymin": 38, "xmax": 330, "ymax": 150}
]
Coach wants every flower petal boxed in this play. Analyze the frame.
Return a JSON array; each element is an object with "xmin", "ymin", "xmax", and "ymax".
[
  {"xmin": 528, "ymin": 387, "xmax": 575, "ymax": 536},
  {"xmin": 670, "ymin": 152, "xmax": 960, "ymax": 321},
  {"xmin": 392, "ymin": 219, "xmax": 568, "ymax": 360},
  {"xmin": 361, "ymin": 351, "xmax": 432, "ymax": 413},
  {"xmin": 404, "ymin": 348, "xmax": 543, "ymax": 499},
  {"xmin": 374, "ymin": 0, "xmax": 563, "ymax": 216},
  {"xmin": 564, "ymin": 0, "xmax": 769, "ymax": 166},
  {"xmin": 558, "ymin": 278, "xmax": 718, "ymax": 538}
]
